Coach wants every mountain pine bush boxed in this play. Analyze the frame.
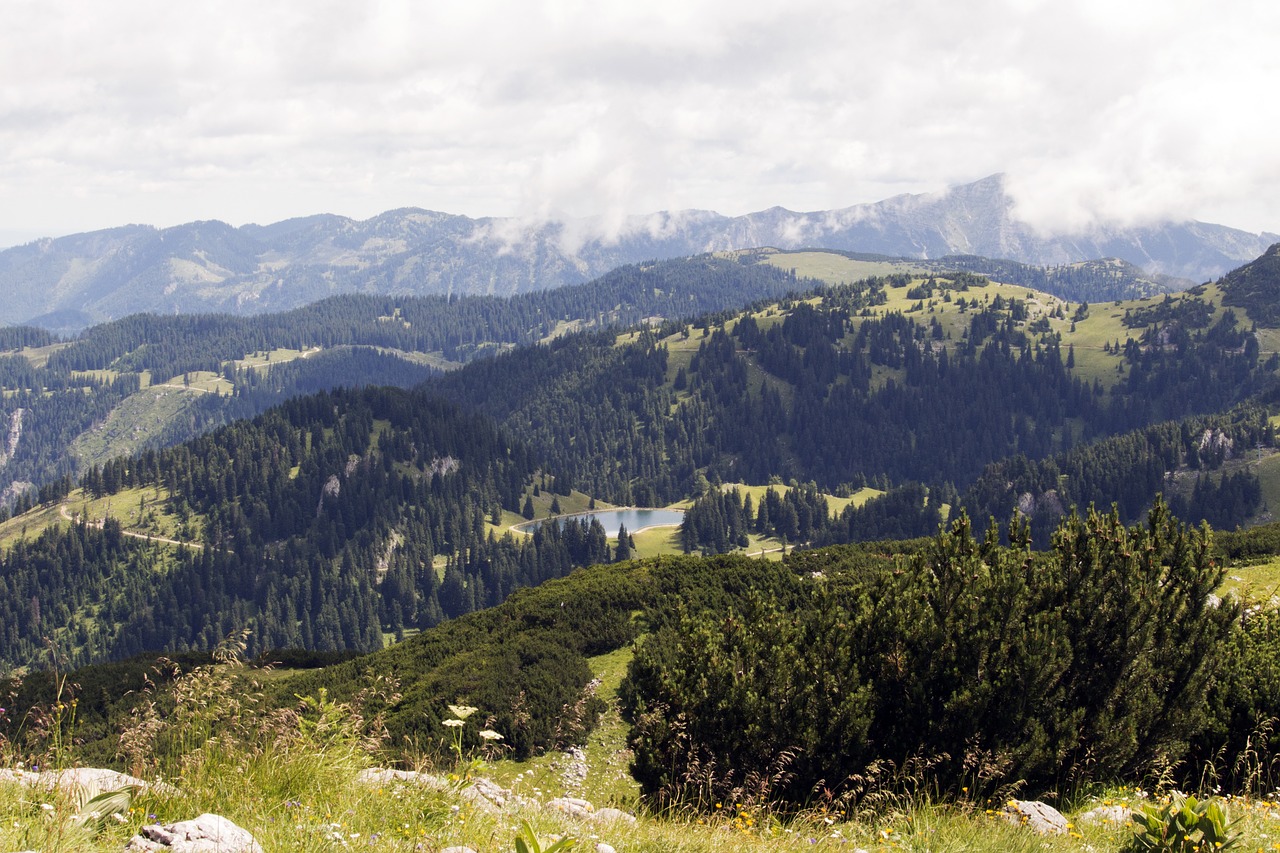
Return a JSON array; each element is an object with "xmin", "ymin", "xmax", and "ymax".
[{"xmin": 622, "ymin": 500, "xmax": 1238, "ymax": 808}]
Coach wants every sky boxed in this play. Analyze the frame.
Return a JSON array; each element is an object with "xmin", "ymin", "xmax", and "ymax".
[{"xmin": 2, "ymin": 0, "xmax": 1278, "ymax": 247}]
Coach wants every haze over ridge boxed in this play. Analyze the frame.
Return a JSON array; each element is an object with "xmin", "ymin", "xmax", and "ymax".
[{"xmin": 2, "ymin": 174, "xmax": 1276, "ymax": 332}]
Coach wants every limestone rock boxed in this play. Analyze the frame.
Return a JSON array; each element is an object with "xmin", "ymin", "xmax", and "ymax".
[
  {"xmin": 464, "ymin": 777, "xmax": 518, "ymax": 811},
  {"xmin": 355, "ymin": 768, "xmax": 449, "ymax": 790},
  {"xmin": 1078, "ymin": 804, "xmax": 1134, "ymax": 825},
  {"xmin": 355, "ymin": 768, "xmax": 528, "ymax": 812},
  {"xmin": 547, "ymin": 796, "xmax": 595, "ymax": 818},
  {"xmin": 593, "ymin": 844, "xmax": 616, "ymax": 853},
  {"xmin": 1003, "ymin": 799, "xmax": 1068, "ymax": 834},
  {"xmin": 440, "ymin": 848, "xmax": 478, "ymax": 853},
  {"xmin": 590, "ymin": 807, "xmax": 637, "ymax": 825},
  {"xmin": 125, "ymin": 813, "xmax": 263, "ymax": 852},
  {"xmin": 0, "ymin": 766, "xmax": 177, "ymax": 800}
]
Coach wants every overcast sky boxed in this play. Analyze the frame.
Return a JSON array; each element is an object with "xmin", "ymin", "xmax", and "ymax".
[{"xmin": 2, "ymin": 0, "xmax": 1277, "ymax": 247}]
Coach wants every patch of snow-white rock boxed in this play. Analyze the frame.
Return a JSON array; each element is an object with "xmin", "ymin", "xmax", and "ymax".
[
  {"xmin": 0, "ymin": 766, "xmax": 178, "ymax": 800},
  {"xmin": 125, "ymin": 813, "xmax": 263, "ymax": 852},
  {"xmin": 1003, "ymin": 799, "xmax": 1069, "ymax": 834}
]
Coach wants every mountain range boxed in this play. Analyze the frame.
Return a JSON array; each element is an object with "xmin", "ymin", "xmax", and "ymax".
[{"xmin": 2, "ymin": 174, "xmax": 1276, "ymax": 332}]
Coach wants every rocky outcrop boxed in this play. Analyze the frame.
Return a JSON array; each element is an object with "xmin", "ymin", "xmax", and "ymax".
[{"xmin": 125, "ymin": 814, "xmax": 263, "ymax": 852}]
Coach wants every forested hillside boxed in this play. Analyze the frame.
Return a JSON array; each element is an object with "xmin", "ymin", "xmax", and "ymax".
[
  {"xmin": 0, "ymin": 248, "xmax": 1227, "ymax": 510},
  {"xmin": 0, "ymin": 386, "xmax": 628, "ymax": 670},
  {"xmin": 0, "ymin": 255, "xmax": 811, "ymax": 506},
  {"xmin": 3, "ymin": 247, "xmax": 1280, "ymax": 671},
  {"xmin": 428, "ymin": 269, "xmax": 1277, "ymax": 536}
]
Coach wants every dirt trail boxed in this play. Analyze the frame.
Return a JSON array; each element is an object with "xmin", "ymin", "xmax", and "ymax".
[{"xmin": 59, "ymin": 503, "xmax": 205, "ymax": 550}]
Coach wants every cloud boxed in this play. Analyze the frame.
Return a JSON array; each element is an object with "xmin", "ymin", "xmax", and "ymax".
[{"xmin": 0, "ymin": 0, "xmax": 1277, "ymax": 238}]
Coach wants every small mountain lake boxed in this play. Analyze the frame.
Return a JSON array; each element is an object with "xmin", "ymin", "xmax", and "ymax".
[{"xmin": 515, "ymin": 507, "xmax": 685, "ymax": 537}]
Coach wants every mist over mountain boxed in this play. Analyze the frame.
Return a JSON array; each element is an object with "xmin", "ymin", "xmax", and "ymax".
[{"xmin": 3, "ymin": 175, "xmax": 1275, "ymax": 331}]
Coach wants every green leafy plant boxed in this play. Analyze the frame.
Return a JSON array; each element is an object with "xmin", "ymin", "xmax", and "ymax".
[
  {"xmin": 71, "ymin": 786, "xmax": 135, "ymax": 834},
  {"xmin": 1124, "ymin": 793, "xmax": 1242, "ymax": 852},
  {"xmin": 513, "ymin": 819, "xmax": 577, "ymax": 853}
]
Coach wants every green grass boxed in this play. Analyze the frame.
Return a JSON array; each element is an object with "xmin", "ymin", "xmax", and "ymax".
[
  {"xmin": 716, "ymin": 483, "xmax": 884, "ymax": 516},
  {"xmin": 758, "ymin": 249, "xmax": 927, "ymax": 283},
  {"xmin": 370, "ymin": 346, "xmax": 464, "ymax": 372},
  {"xmin": 6, "ymin": 647, "xmax": 1280, "ymax": 852},
  {"xmin": 0, "ymin": 500, "xmax": 67, "ymax": 551},
  {"xmin": 487, "ymin": 646, "xmax": 640, "ymax": 808},
  {"xmin": 1254, "ymin": 452, "xmax": 1280, "ymax": 524},
  {"xmin": 150, "ymin": 370, "xmax": 233, "ymax": 395},
  {"xmin": 748, "ymin": 250, "xmax": 1280, "ymax": 396},
  {"xmin": 630, "ymin": 525, "xmax": 685, "ymax": 558},
  {"xmin": 1220, "ymin": 556, "xmax": 1280, "ymax": 599},
  {"xmin": 0, "ymin": 485, "xmax": 196, "ymax": 554},
  {"xmin": 7, "ymin": 731, "xmax": 1280, "ymax": 852},
  {"xmin": 69, "ymin": 385, "xmax": 203, "ymax": 471},
  {"xmin": 232, "ymin": 346, "xmax": 324, "ymax": 375},
  {"xmin": 488, "ymin": 489, "xmax": 620, "ymax": 539},
  {"xmin": 18, "ymin": 341, "xmax": 71, "ymax": 368}
]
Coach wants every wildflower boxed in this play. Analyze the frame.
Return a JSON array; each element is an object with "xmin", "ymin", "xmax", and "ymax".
[
  {"xmin": 447, "ymin": 704, "xmax": 479, "ymax": 720},
  {"xmin": 478, "ymin": 729, "xmax": 503, "ymax": 741},
  {"xmin": 442, "ymin": 719, "xmax": 464, "ymax": 728}
]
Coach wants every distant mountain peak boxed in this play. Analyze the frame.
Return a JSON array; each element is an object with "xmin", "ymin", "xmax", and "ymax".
[{"xmin": 1, "ymin": 177, "xmax": 1276, "ymax": 330}]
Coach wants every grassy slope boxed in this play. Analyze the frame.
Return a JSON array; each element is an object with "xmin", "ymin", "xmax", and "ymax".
[
  {"xmin": 4, "ymin": 637, "xmax": 1275, "ymax": 852},
  {"xmin": 0, "ymin": 484, "xmax": 190, "ymax": 552},
  {"xmin": 10, "ymin": 752, "xmax": 1272, "ymax": 852},
  {"xmin": 759, "ymin": 249, "xmax": 929, "ymax": 282}
]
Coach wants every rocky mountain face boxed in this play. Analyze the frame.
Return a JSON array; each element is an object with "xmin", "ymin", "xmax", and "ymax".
[{"xmin": 3, "ymin": 175, "xmax": 1275, "ymax": 331}]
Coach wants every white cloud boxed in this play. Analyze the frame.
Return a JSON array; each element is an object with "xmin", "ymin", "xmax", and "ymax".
[{"xmin": 0, "ymin": 0, "xmax": 1277, "ymax": 238}]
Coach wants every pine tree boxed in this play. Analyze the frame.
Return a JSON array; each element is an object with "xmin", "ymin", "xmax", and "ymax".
[{"xmin": 614, "ymin": 523, "xmax": 632, "ymax": 562}]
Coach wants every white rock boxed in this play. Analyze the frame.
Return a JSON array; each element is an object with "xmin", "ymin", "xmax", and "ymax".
[
  {"xmin": 0, "ymin": 766, "xmax": 178, "ymax": 800},
  {"xmin": 125, "ymin": 813, "xmax": 263, "ymax": 852},
  {"xmin": 548, "ymin": 796, "xmax": 595, "ymax": 818},
  {"xmin": 355, "ymin": 768, "xmax": 449, "ymax": 789},
  {"xmin": 1003, "ymin": 799, "xmax": 1068, "ymax": 834},
  {"xmin": 462, "ymin": 776, "xmax": 521, "ymax": 811},
  {"xmin": 590, "ymin": 807, "xmax": 637, "ymax": 825},
  {"xmin": 1078, "ymin": 804, "xmax": 1134, "ymax": 825},
  {"xmin": 441, "ymin": 848, "xmax": 479, "ymax": 853},
  {"xmin": 594, "ymin": 844, "xmax": 616, "ymax": 853}
]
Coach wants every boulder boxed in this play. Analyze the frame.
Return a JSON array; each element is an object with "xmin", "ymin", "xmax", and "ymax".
[
  {"xmin": 547, "ymin": 796, "xmax": 595, "ymax": 818},
  {"xmin": 464, "ymin": 777, "xmax": 520, "ymax": 811},
  {"xmin": 1003, "ymin": 799, "xmax": 1068, "ymax": 834},
  {"xmin": 355, "ymin": 768, "xmax": 449, "ymax": 790},
  {"xmin": 125, "ymin": 813, "xmax": 263, "ymax": 852},
  {"xmin": 590, "ymin": 807, "xmax": 637, "ymax": 825},
  {"xmin": 0, "ymin": 766, "xmax": 177, "ymax": 800}
]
